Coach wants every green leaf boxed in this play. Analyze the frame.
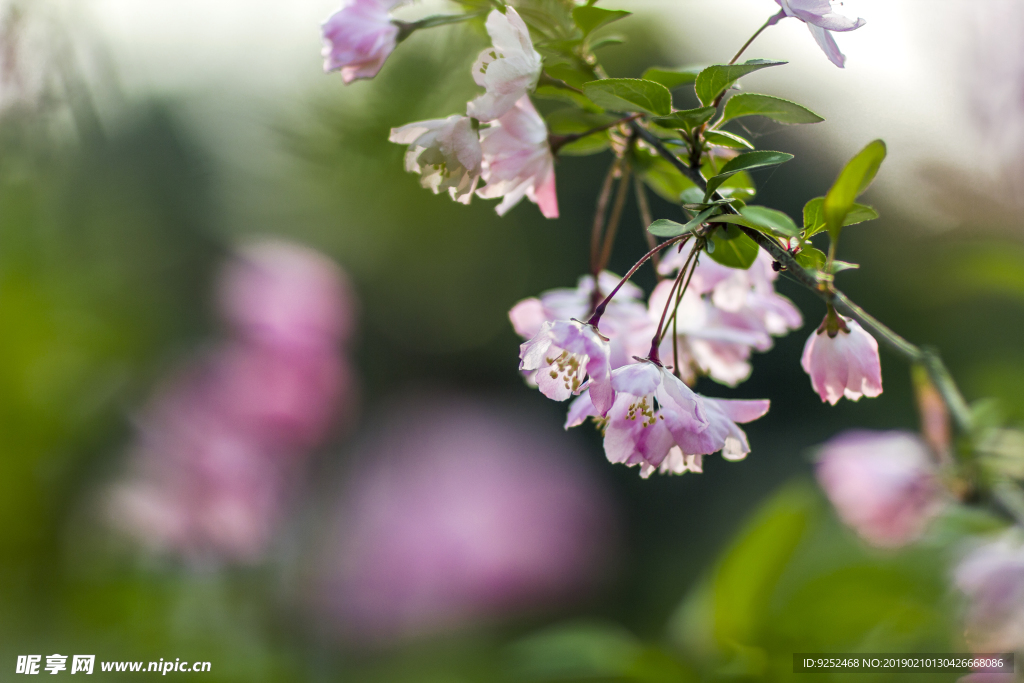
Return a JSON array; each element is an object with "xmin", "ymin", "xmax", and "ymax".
[
  {"xmin": 559, "ymin": 133, "xmax": 611, "ymax": 156},
  {"xmin": 683, "ymin": 206, "xmax": 721, "ymax": 233},
  {"xmin": 823, "ymin": 139, "xmax": 887, "ymax": 239},
  {"xmin": 704, "ymin": 130, "xmax": 754, "ymax": 149},
  {"xmin": 534, "ymin": 84, "xmax": 603, "ymax": 112},
  {"xmin": 721, "ymin": 93, "xmax": 823, "ymax": 125},
  {"xmin": 831, "ymin": 260, "xmax": 860, "ymax": 273},
  {"xmin": 803, "ymin": 196, "xmax": 879, "ymax": 237},
  {"xmin": 572, "ymin": 6, "xmax": 630, "ymax": 36},
  {"xmin": 708, "ymin": 224, "xmax": 759, "ymax": 269},
  {"xmin": 704, "ymin": 150, "xmax": 793, "ymax": 201},
  {"xmin": 582, "ymin": 78, "xmax": 672, "ymax": 116},
  {"xmin": 795, "ymin": 246, "xmax": 826, "ymax": 270},
  {"xmin": 715, "ymin": 170, "xmax": 757, "ymax": 201},
  {"xmin": 705, "ymin": 214, "xmax": 762, "ymax": 230},
  {"xmin": 589, "ymin": 35, "xmax": 624, "ymax": 51},
  {"xmin": 652, "ymin": 107, "xmax": 716, "ymax": 131},
  {"xmin": 508, "ymin": 621, "xmax": 644, "ymax": 682},
  {"xmin": 648, "ymin": 218, "xmax": 696, "ymax": 238},
  {"xmin": 739, "ymin": 205, "xmax": 799, "ymax": 237},
  {"xmin": 545, "ymin": 61, "xmax": 596, "ymax": 90},
  {"xmin": 641, "ymin": 65, "xmax": 703, "ymax": 89},
  {"xmin": 632, "ymin": 147, "xmax": 697, "ymax": 202},
  {"xmin": 694, "ymin": 59, "xmax": 787, "ymax": 107}
]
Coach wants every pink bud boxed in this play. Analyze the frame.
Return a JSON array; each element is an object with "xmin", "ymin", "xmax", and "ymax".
[
  {"xmin": 321, "ymin": 0, "xmax": 403, "ymax": 83},
  {"xmin": 801, "ymin": 314, "xmax": 882, "ymax": 404}
]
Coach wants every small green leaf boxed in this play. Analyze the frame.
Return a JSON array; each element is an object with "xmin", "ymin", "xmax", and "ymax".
[
  {"xmin": 704, "ymin": 214, "xmax": 763, "ymax": 230},
  {"xmin": 721, "ymin": 93, "xmax": 823, "ymax": 125},
  {"xmin": 823, "ymin": 139, "xmax": 887, "ymax": 239},
  {"xmin": 582, "ymin": 78, "xmax": 672, "ymax": 116},
  {"xmin": 739, "ymin": 205, "xmax": 799, "ymax": 237},
  {"xmin": 534, "ymin": 84, "xmax": 603, "ymax": 112},
  {"xmin": 803, "ymin": 196, "xmax": 879, "ymax": 237},
  {"xmin": 715, "ymin": 170, "xmax": 757, "ymax": 202},
  {"xmin": 704, "ymin": 130, "xmax": 754, "ymax": 149},
  {"xmin": 589, "ymin": 35, "xmax": 624, "ymax": 51},
  {"xmin": 694, "ymin": 59, "xmax": 787, "ymax": 107},
  {"xmin": 704, "ymin": 150, "xmax": 793, "ymax": 201},
  {"xmin": 648, "ymin": 218, "xmax": 696, "ymax": 238},
  {"xmin": 559, "ymin": 133, "xmax": 611, "ymax": 156},
  {"xmin": 546, "ymin": 61, "xmax": 597, "ymax": 90},
  {"xmin": 831, "ymin": 260, "xmax": 860, "ymax": 273},
  {"xmin": 679, "ymin": 187, "xmax": 706, "ymax": 205},
  {"xmin": 683, "ymin": 206, "xmax": 721, "ymax": 233},
  {"xmin": 708, "ymin": 224, "xmax": 759, "ymax": 269},
  {"xmin": 641, "ymin": 66, "xmax": 703, "ymax": 89},
  {"xmin": 652, "ymin": 107, "xmax": 716, "ymax": 131},
  {"xmin": 632, "ymin": 147, "xmax": 697, "ymax": 202},
  {"xmin": 572, "ymin": 6, "xmax": 630, "ymax": 36},
  {"xmin": 795, "ymin": 246, "xmax": 826, "ymax": 270}
]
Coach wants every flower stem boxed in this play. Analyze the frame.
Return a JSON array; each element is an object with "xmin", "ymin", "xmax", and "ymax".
[
  {"xmin": 587, "ymin": 235, "xmax": 689, "ymax": 327},
  {"xmin": 394, "ymin": 12, "xmax": 485, "ymax": 41},
  {"xmin": 728, "ymin": 11, "xmax": 784, "ymax": 66}
]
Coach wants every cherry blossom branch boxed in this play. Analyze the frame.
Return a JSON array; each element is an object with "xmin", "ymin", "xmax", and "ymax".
[{"xmin": 630, "ymin": 120, "xmax": 976, "ymax": 435}]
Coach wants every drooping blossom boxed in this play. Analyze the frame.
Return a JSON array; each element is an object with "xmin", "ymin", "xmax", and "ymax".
[
  {"xmin": 655, "ymin": 250, "xmax": 802, "ymax": 385},
  {"xmin": 466, "ymin": 8, "xmax": 542, "ymax": 122},
  {"xmin": 322, "ymin": 0, "xmax": 404, "ymax": 83},
  {"xmin": 520, "ymin": 319, "xmax": 613, "ymax": 414},
  {"xmin": 770, "ymin": 0, "xmax": 866, "ymax": 68},
  {"xmin": 566, "ymin": 361, "xmax": 770, "ymax": 476},
  {"xmin": 477, "ymin": 95, "xmax": 558, "ymax": 218},
  {"xmin": 107, "ymin": 241, "xmax": 355, "ymax": 563},
  {"xmin": 389, "ymin": 115, "xmax": 483, "ymax": 204},
  {"xmin": 815, "ymin": 430, "xmax": 944, "ymax": 548},
  {"xmin": 955, "ymin": 534, "xmax": 1024, "ymax": 652},
  {"xmin": 801, "ymin": 312, "xmax": 882, "ymax": 404},
  {"xmin": 312, "ymin": 394, "xmax": 615, "ymax": 643},
  {"xmin": 509, "ymin": 271, "xmax": 654, "ymax": 371}
]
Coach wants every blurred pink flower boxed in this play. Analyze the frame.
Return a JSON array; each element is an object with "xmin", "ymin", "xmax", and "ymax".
[
  {"xmin": 509, "ymin": 272, "xmax": 653, "ymax": 371},
  {"xmin": 955, "ymin": 534, "xmax": 1024, "ymax": 652},
  {"xmin": 519, "ymin": 319, "xmax": 614, "ymax": 413},
  {"xmin": 109, "ymin": 240, "xmax": 355, "ymax": 563},
  {"xmin": 466, "ymin": 8, "xmax": 542, "ymax": 122},
  {"xmin": 801, "ymin": 314, "xmax": 882, "ymax": 404},
  {"xmin": 771, "ymin": 0, "xmax": 865, "ymax": 68},
  {"xmin": 315, "ymin": 395, "xmax": 616, "ymax": 642},
  {"xmin": 321, "ymin": 0, "xmax": 403, "ymax": 83},
  {"xmin": 389, "ymin": 115, "xmax": 483, "ymax": 204},
  {"xmin": 477, "ymin": 96, "xmax": 558, "ymax": 218},
  {"xmin": 816, "ymin": 430, "xmax": 944, "ymax": 548}
]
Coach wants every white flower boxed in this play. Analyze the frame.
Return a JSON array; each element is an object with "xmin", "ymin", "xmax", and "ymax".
[
  {"xmin": 389, "ymin": 115, "xmax": 483, "ymax": 204},
  {"xmin": 466, "ymin": 8, "xmax": 542, "ymax": 122}
]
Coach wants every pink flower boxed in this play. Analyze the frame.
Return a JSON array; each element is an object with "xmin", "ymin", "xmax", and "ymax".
[
  {"xmin": 509, "ymin": 271, "xmax": 654, "ymax": 370},
  {"xmin": 312, "ymin": 394, "xmax": 615, "ymax": 642},
  {"xmin": 389, "ymin": 115, "xmax": 483, "ymax": 204},
  {"xmin": 771, "ymin": 0, "xmax": 866, "ymax": 68},
  {"xmin": 520, "ymin": 320, "xmax": 613, "ymax": 414},
  {"xmin": 639, "ymin": 447, "xmax": 704, "ymax": 479},
  {"xmin": 955, "ymin": 534, "xmax": 1024, "ymax": 652},
  {"xmin": 466, "ymin": 8, "xmax": 542, "ymax": 122},
  {"xmin": 801, "ymin": 313, "xmax": 882, "ymax": 404},
  {"xmin": 321, "ymin": 0, "xmax": 403, "ymax": 83},
  {"xmin": 477, "ymin": 96, "xmax": 558, "ymax": 218},
  {"xmin": 653, "ymin": 251, "xmax": 801, "ymax": 385},
  {"xmin": 816, "ymin": 430, "xmax": 944, "ymax": 548}
]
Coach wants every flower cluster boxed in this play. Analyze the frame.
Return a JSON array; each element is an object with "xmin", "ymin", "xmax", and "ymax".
[
  {"xmin": 107, "ymin": 241, "xmax": 355, "ymax": 563},
  {"xmin": 321, "ymin": 1, "xmax": 556, "ymax": 218}
]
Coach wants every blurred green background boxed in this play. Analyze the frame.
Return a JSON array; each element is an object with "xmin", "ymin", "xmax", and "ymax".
[{"xmin": 2, "ymin": 0, "xmax": 1022, "ymax": 680}]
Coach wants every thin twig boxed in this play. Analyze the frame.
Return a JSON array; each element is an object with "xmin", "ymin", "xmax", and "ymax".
[
  {"xmin": 598, "ymin": 162, "xmax": 632, "ymax": 272},
  {"xmin": 633, "ymin": 174, "xmax": 662, "ymax": 278}
]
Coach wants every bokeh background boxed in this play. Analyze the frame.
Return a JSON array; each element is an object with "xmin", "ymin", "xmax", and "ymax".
[{"xmin": 2, "ymin": 0, "xmax": 1023, "ymax": 680}]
